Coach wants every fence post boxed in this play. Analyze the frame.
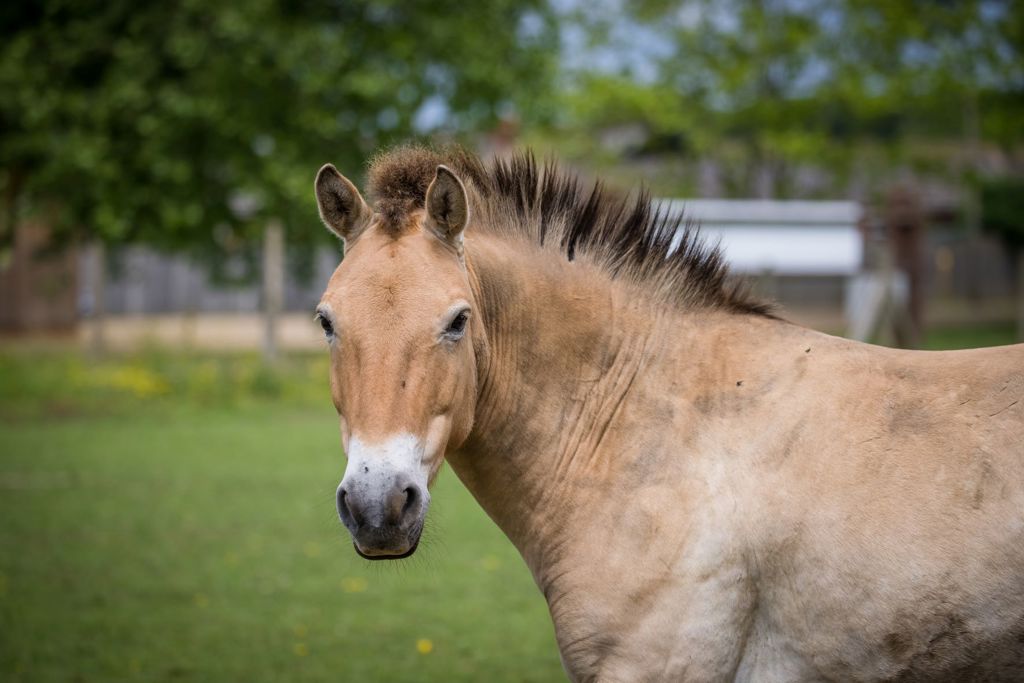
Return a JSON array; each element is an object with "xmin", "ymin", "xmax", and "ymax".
[
  {"xmin": 262, "ymin": 220, "xmax": 284, "ymax": 363},
  {"xmin": 89, "ymin": 241, "xmax": 107, "ymax": 356},
  {"xmin": 885, "ymin": 186, "xmax": 924, "ymax": 348}
]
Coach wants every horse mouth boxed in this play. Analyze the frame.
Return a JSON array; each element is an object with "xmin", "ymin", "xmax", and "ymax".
[
  {"xmin": 351, "ymin": 520, "xmax": 423, "ymax": 560},
  {"xmin": 353, "ymin": 537, "xmax": 420, "ymax": 561}
]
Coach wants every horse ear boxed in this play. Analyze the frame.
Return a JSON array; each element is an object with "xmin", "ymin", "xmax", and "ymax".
[
  {"xmin": 315, "ymin": 163, "xmax": 371, "ymax": 243},
  {"xmin": 424, "ymin": 165, "xmax": 469, "ymax": 248}
]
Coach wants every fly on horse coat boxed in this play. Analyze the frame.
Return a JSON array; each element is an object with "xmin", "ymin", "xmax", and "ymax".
[{"xmin": 313, "ymin": 146, "xmax": 1024, "ymax": 682}]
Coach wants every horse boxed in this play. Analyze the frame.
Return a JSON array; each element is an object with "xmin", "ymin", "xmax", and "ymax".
[{"xmin": 313, "ymin": 146, "xmax": 1024, "ymax": 682}]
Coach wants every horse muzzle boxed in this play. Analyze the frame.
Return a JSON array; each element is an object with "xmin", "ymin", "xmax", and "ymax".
[
  {"xmin": 335, "ymin": 435, "xmax": 430, "ymax": 559},
  {"xmin": 336, "ymin": 477, "xmax": 426, "ymax": 559}
]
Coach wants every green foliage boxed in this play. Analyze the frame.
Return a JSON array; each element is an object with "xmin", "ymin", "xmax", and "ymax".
[
  {"xmin": 549, "ymin": 0, "xmax": 1024, "ymax": 198},
  {"xmin": 0, "ymin": 0, "xmax": 557, "ymax": 258},
  {"xmin": 981, "ymin": 177, "xmax": 1024, "ymax": 247}
]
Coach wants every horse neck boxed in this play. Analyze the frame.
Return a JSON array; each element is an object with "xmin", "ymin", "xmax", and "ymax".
[{"xmin": 450, "ymin": 232, "xmax": 713, "ymax": 574}]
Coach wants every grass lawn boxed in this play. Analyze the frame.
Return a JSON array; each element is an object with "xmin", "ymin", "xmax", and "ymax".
[
  {"xmin": 923, "ymin": 321, "xmax": 1019, "ymax": 350},
  {"xmin": 0, "ymin": 353, "xmax": 564, "ymax": 682}
]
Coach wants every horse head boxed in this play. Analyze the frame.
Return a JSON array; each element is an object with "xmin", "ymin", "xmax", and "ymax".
[{"xmin": 314, "ymin": 160, "xmax": 483, "ymax": 559}]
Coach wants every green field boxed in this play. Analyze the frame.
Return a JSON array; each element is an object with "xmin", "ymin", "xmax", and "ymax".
[
  {"xmin": 923, "ymin": 321, "xmax": 1018, "ymax": 350},
  {"xmin": 0, "ymin": 352, "xmax": 564, "ymax": 682}
]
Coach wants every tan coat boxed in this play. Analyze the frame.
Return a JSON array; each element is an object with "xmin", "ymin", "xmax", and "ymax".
[
  {"xmin": 315, "ymin": 148, "xmax": 1024, "ymax": 681},
  {"xmin": 465, "ymin": 234, "xmax": 1024, "ymax": 681}
]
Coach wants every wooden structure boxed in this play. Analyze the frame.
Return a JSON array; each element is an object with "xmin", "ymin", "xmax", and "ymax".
[
  {"xmin": 0, "ymin": 222, "xmax": 77, "ymax": 333},
  {"xmin": 664, "ymin": 199, "xmax": 865, "ymax": 332}
]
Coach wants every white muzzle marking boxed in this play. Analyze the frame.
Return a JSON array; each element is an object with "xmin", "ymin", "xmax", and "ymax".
[{"xmin": 339, "ymin": 433, "xmax": 430, "ymax": 498}]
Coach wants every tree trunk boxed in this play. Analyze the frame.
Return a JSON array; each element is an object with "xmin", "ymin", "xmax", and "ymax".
[
  {"xmin": 89, "ymin": 241, "xmax": 107, "ymax": 356},
  {"xmin": 962, "ymin": 88, "xmax": 983, "ymax": 308},
  {"xmin": 1017, "ymin": 248, "xmax": 1024, "ymax": 343},
  {"xmin": 1, "ymin": 167, "xmax": 25, "ymax": 253},
  {"xmin": 262, "ymin": 220, "xmax": 284, "ymax": 363},
  {"xmin": 182, "ymin": 271, "xmax": 198, "ymax": 351}
]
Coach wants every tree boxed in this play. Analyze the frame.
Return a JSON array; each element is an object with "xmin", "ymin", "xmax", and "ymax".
[
  {"xmin": 547, "ymin": 0, "xmax": 1023, "ymax": 199},
  {"xmin": 981, "ymin": 176, "xmax": 1024, "ymax": 341},
  {"xmin": 0, "ymin": 0, "xmax": 557, "ymax": 259},
  {"xmin": 1, "ymin": 0, "xmax": 557, "ymax": 354}
]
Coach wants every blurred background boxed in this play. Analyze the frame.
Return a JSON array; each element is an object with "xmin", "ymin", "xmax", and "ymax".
[{"xmin": 1, "ymin": 1, "xmax": 1022, "ymax": 681}]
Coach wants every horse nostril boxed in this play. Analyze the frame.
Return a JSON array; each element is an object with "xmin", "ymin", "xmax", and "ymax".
[
  {"xmin": 338, "ymin": 487, "xmax": 359, "ymax": 525},
  {"xmin": 402, "ymin": 486, "xmax": 419, "ymax": 517}
]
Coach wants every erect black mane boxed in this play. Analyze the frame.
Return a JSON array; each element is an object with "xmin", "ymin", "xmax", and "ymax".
[{"xmin": 366, "ymin": 145, "xmax": 773, "ymax": 317}]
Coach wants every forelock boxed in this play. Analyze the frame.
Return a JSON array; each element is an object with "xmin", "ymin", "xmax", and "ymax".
[{"xmin": 366, "ymin": 146, "xmax": 446, "ymax": 232}]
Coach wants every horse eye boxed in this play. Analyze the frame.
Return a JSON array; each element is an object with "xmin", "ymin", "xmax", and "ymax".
[
  {"xmin": 445, "ymin": 311, "xmax": 469, "ymax": 339},
  {"xmin": 316, "ymin": 313, "xmax": 334, "ymax": 339}
]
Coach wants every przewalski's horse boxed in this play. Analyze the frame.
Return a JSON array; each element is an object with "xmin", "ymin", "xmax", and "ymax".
[{"xmin": 314, "ymin": 146, "xmax": 1024, "ymax": 682}]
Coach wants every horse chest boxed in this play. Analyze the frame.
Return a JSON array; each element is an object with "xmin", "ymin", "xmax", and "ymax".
[{"xmin": 549, "ymin": 531, "xmax": 759, "ymax": 680}]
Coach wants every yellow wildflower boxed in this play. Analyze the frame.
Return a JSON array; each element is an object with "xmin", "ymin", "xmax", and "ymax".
[{"xmin": 340, "ymin": 577, "xmax": 368, "ymax": 593}]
